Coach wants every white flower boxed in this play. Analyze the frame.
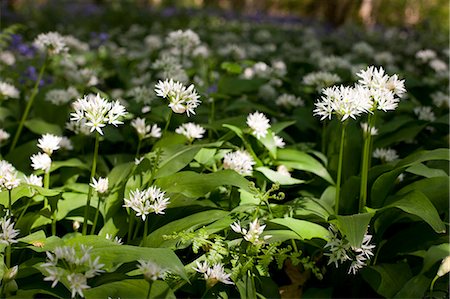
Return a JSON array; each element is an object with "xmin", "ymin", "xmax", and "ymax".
[
  {"xmin": 90, "ymin": 177, "xmax": 108, "ymax": 194},
  {"xmin": 277, "ymin": 165, "xmax": 291, "ymax": 177},
  {"xmin": 131, "ymin": 118, "xmax": 161, "ymax": 139},
  {"xmin": 324, "ymin": 225, "xmax": 352, "ymax": 268},
  {"xmin": 59, "ymin": 136, "xmax": 73, "ymax": 150},
  {"xmin": 348, "ymin": 232, "xmax": 376, "ymax": 275},
  {"xmin": 0, "ymin": 217, "xmax": 19, "ymax": 245},
  {"xmin": 360, "ymin": 122, "xmax": 378, "ymax": 136},
  {"xmin": 0, "ymin": 81, "xmax": 19, "ymax": 99},
  {"xmin": 373, "ymin": 148, "xmax": 398, "ymax": 162},
  {"xmin": 137, "ymin": 260, "xmax": 168, "ymax": 281},
  {"xmin": 33, "ymin": 32, "xmax": 68, "ymax": 56},
  {"xmin": 25, "ymin": 174, "xmax": 43, "ymax": 187},
  {"xmin": 230, "ymin": 218, "xmax": 271, "ymax": 245},
  {"xmin": 193, "ymin": 261, "xmax": 233, "ymax": 286},
  {"xmin": 45, "ymin": 87, "xmax": 79, "ymax": 105},
  {"xmin": 275, "ymin": 94, "xmax": 304, "ymax": 108},
  {"xmin": 70, "ymin": 93, "xmax": 127, "ymax": 135},
  {"xmin": 37, "ymin": 133, "xmax": 62, "ymax": 156},
  {"xmin": 437, "ymin": 256, "xmax": 450, "ymax": 277},
  {"xmin": 154, "ymin": 79, "xmax": 201, "ymax": 116},
  {"xmin": 123, "ymin": 186, "xmax": 170, "ymax": 220},
  {"xmin": 0, "ymin": 129, "xmax": 10, "ymax": 144},
  {"xmin": 274, "ymin": 135, "xmax": 285, "ymax": 148},
  {"xmin": 31, "ymin": 152, "xmax": 52, "ymax": 172},
  {"xmin": 431, "ymin": 91, "xmax": 449, "ymax": 108},
  {"xmin": 166, "ymin": 29, "xmax": 200, "ymax": 56},
  {"xmin": 414, "ymin": 106, "xmax": 436, "ymax": 122},
  {"xmin": 415, "ymin": 49, "xmax": 437, "ymax": 62},
  {"xmin": 0, "ymin": 51, "xmax": 15, "ymax": 66},
  {"xmin": 223, "ymin": 150, "xmax": 255, "ymax": 176},
  {"xmin": 356, "ymin": 66, "xmax": 406, "ymax": 98},
  {"xmin": 175, "ymin": 122, "xmax": 205, "ymax": 142},
  {"xmin": 0, "ymin": 161, "xmax": 20, "ymax": 190},
  {"xmin": 429, "ymin": 59, "xmax": 448, "ymax": 73},
  {"xmin": 67, "ymin": 273, "xmax": 89, "ymax": 298},
  {"xmin": 303, "ymin": 71, "xmax": 341, "ymax": 91},
  {"xmin": 247, "ymin": 111, "xmax": 271, "ymax": 139},
  {"xmin": 105, "ymin": 234, "xmax": 123, "ymax": 245}
]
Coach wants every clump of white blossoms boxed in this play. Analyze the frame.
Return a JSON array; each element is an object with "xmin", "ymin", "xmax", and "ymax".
[
  {"xmin": 154, "ymin": 79, "xmax": 201, "ymax": 116},
  {"xmin": 137, "ymin": 260, "xmax": 168, "ymax": 282},
  {"xmin": 0, "ymin": 81, "xmax": 19, "ymax": 99},
  {"xmin": 131, "ymin": 118, "xmax": 161, "ymax": 140},
  {"xmin": 223, "ymin": 150, "xmax": 255, "ymax": 176},
  {"xmin": 275, "ymin": 94, "xmax": 304, "ymax": 108},
  {"xmin": 31, "ymin": 152, "xmax": 52, "ymax": 173},
  {"xmin": 59, "ymin": 136, "xmax": 73, "ymax": 151},
  {"xmin": 70, "ymin": 93, "xmax": 127, "ymax": 135},
  {"xmin": 41, "ymin": 245, "xmax": 105, "ymax": 298},
  {"xmin": 37, "ymin": 133, "xmax": 62, "ymax": 156},
  {"xmin": 373, "ymin": 148, "xmax": 399, "ymax": 163},
  {"xmin": 247, "ymin": 111, "xmax": 271, "ymax": 139},
  {"xmin": 431, "ymin": 91, "xmax": 449, "ymax": 108},
  {"xmin": 274, "ymin": 135, "xmax": 286, "ymax": 148},
  {"xmin": 302, "ymin": 71, "xmax": 342, "ymax": 91},
  {"xmin": 123, "ymin": 186, "xmax": 170, "ymax": 220},
  {"xmin": 193, "ymin": 261, "xmax": 234, "ymax": 287},
  {"xmin": 45, "ymin": 87, "xmax": 79, "ymax": 106},
  {"xmin": 165, "ymin": 29, "xmax": 201, "ymax": 57},
  {"xmin": 360, "ymin": 122, "xmax": 378, "ymax": 137},
  {"xmin": 230, "ymin": 218, "xmax": 271, "ymax": 246},
  {"xmin": 25, "ymin": 174, "xmax": 43, "ymax": 187},
  {"xmin": 0, "ymin": 160, "xmax": 21, "ymax": 190},
  {"xmin": 33, "ymin": 32, "xmax": 68, "ymax": 56},
  {"xmin": 0, "ymin": 129, "xmax": 10, "ymax": 144},
  {"xmin": 0, "ymin": 217, "xmax": 19, "ymax": 245},
  {"xmin": 415, "ymin": 49, "xmax": 437, "ymax": 62},
  {"xmin": 175, "ymin": 122, "xmax": 205, "ymax": 142},
  {"xmin": 324, "ymin": 225, "xmax": 375, "ymax": 275},
  {"xmin": 90, "ymin": 177, "xmax": 108, "ymax": 194},
  {"xmin": 414, "ymin": 106, "xmax": 436, "ymax": 122}
]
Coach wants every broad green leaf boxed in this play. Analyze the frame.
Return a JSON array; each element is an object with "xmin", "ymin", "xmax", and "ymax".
[
  {"xmin": 221, "ymin": 61, "xmax": 242, "ymax": 74},
  {"xmin": 396, "ymin": 148, "xmax": 450, "ymax": 168},
  {"xmin": 382, "ymin": 190, "xmax": 446, "ymax": 233},
  {"xmin": 405, "ymin": 163, "xmax": 448, "ymax": 178},
  {"xmin": 271, "ymin": 121, "xmax": 296, "ymax": 134},
  {"xmin": 370, "ymin": 168, "xmax": 404, "ymax": 208},
  {"xmin": 156, "ymin": 170, "xmax": 251, "ymax": 198},
  {"xmin": 85, "ymin": 279, "xmax": 175, "ymax": 299},
  {"xmin": 335, "ymin": 213, "xmax": 373, "ymax": 247},
  {"xmin": 222, "ymin": 124, "xmax": 244, "ymax": 139},
  {"xmin": 218, "ymin": 76, "xmax": 266, "ymax": 95},
  {"xmin": 143, "ymin": 210, "xmax": 229, "ymax": 248},
  {"xmin": 108, "ymin": 162, "xmax": 134, "ymax": 187},
  {"xmin": 24, "ymin": 118, "xmax": 62, "ymax": 135},
  {"xmin": 264, "ymin": 230, "xmax": 301, "ymax": 243},
  {"xmin": 256, "ymin": 167, "xmax": 304, "ymax": 185},
  {"xmin": 362, "ymin": 262, "xmax": 412, "ymax": 298},
  {"xmin": 420, "ymin": 243, "xmax": 450, "ymax": 274},
  {"xmin": 50, "ymin": 158, "xmax": 89, "ymax": 172},
  {"xmin": 270, "ymin": 218, "xmax": 328, "ymax": 240},
  {"xmin": 0, "ymin": 185, "xmax": 33, "ymax": 206},
  {"xmin": 194, "ymin": 148, "xmax": 217, "ymax": 165},
  {"xmin": 277, "ymin": 149, "xmax": 334, "ymax": 184},
  {"xmin": 293, "ymin": 197, "xmax": 333, "ymax": 220},
  {"xmin": 374, "ymin": 123, "xmax": 426, "ymax": 148},
  {"xmin": 393, "ymin": 274, "xmax": 430, "ymax": 298},
  {"xmin": 17, "ymin": 230, "xmax": 46, "ymax": 245},
  {"xmin": 259, "ymin": 131, "xmax": 277, "ymax": 159}
]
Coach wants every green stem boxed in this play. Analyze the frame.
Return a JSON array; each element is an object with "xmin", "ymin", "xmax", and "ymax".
[
  {"xmin": 133, "ymin": 220, "xmax": 142, "ymax": 240},
  {"xmin": 163, "ymin": 110, "xmax": 173, "ymax": 136},
  {"xmin": 359, "ymin": 114, "xmax": 376, "ymax": 213},
  {"xmin": 146, "ymin": 281, "xmax": 152, "ymax": 299},
  {"xmin": 44, "ymin": 170, "xmax": 50, "ymax": 210},
  {"xmin": 208, "ymin": 98, "xmax": 215, "ymax": 139},
  {"xmin": 136, "ymin": 138, "xmax": 142, "ymax": 157},
  {"xmin": 7, "ymin": 190, "xmax": 12, "ymax": 217},
  {"xmin": 321, "ymin": 121, "xmax": 327, "ymax": 155},
  {"xmin": 51, "ymin": 210, "xmax": 57, "ymax": 236},
  {"xmin": 5, "ymin": 245, "xmax": 11, "ymax": 268},
  {"xmin": 143, "ymin": 217, "xmax": 149, "ymax": 242},
  {"xmin": 127, "ymin": 211, "xmax": 135, "ymax": 243},
  {"xmin": 429, "ymin": 275, "xmax": 439, "ymax": 298},
  {"xmin": 90, "ymin": 194, "xmax": 102, "ymax": 235},
  {"xmin": 9, "ymin": 57, "xmax": 48, "ymax": 153},
  {"xmin": 335, "ymin": 121, "xmax": 347, "ymax": 215},
  {"xmin": 82, "ymin": 133, "xmax": 100, "ymax": 236},
  {"xmin": 16, "ymin": 197, "xmax": 32, "ymax": 225}
]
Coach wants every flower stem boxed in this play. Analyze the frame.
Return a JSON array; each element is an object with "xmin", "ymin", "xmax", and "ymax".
[
  {"xmin": 335, "ymin": 121, "xmax": 347, "ymax": 215},
  {"xmin": 359, "ymin": 114, "xmax": 375, "ymax": 213},
  {"xmin": 208, "ymin": 98, "xmax": 215, "ymax": 139},
  {"xmin": 163, "ymin": 110, "xmax": 173, "ymax": 136},
  {"xmin": 51, "ymin": 211, "xmax": 57, "ymax": 236},
  {"xmin": 7, "ymin": 190, "xmax": 12, "ymax": 217},
  {"xmin": 16, "ymin": 197, "xmax": 32, "ymax": 225},
  {"xmin": 146, "ymin": 281, "xmax": 152, "ymax": 299},
  {"xmin": 429, "ymin": 275, "xmax": 439, "ymax": 298},
  {"xmin": 136, "ymin": 138, "xmax": 142, "ymax": 157},
  {"xmin": 44, "ymin": 170, "xmax": 50, "ymax": 210},
  {"xmin": 9, "ymin": 57, "xmax": 48, "ymax": 153},
  {"xmin": 127, "ymin": 211, "xmax": 135, "ymax": 244},
  {"xmin": 5, "ymin": 245, "xmax": 11, "ymax": 268},
  {"xmin": 82, "ymin": 133, "xmax": 100, "ymax": 235},
  {"xmin": 90, "ymin": 194, "xmax": 102, "ymax": 235},
  {"xmin": 143, "ymin": 217, "xmax": 149, "ymax": 242}
]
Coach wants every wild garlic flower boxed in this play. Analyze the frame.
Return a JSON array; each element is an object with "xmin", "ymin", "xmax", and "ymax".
[
  {"xmin": 193, "ymin": 261, "xmax": 234, "ymax": 287},
  {"xmin": 360, "ymin": 122, "xmax": 378, "ymax": 136},
  {"xmin": 123, "ymin": 186, "xmax": 170, "ymax": 220},
  {"xmin": 154, "ymin": 79, "xmax": 201, "ymax": 116},
  {"xmin": 223, "ymin": 150, "xmax": 255, "ymax": 176},
  {"xmin": 0, "ymin": 217, "xmax": 19, "ymax": 245},
  {"xmin": 414, "ymin": 106, "xmax": 436, "ymax": 122},
  {"xmin": 303, "ymin": 71, "xmax": 341, "ymax": 91},
  {"xmin": 70, "ymin": 93, "xmax": 127, "ymax": 135},
  {"xmin": 247, "ymin": 111, "xmax": 271, "ymax": 139},
  {"xmin": 131, "ymin": 118, "xmax": 161, "ymax": 140},
  {"xmin": 0, "ymin": 81, "xmax": 19, "ymax": 99},
  {"xmin": 431, "ymin": 91, "xmax": 449, "ymax": 108},
  {"xmin": 45, "ymin": 87, "xmax": 79, "ymax": 105},
  {"xmin": 25, "ymin": 174, "xmax": 43, "ymax": 187},
  {"xmin": 137, "ymin": 260, "xmax": 168, "ymax": 282},
  {"xmin": 275, "ymin": 94, "xmax": 304, "ymax": 108},
  {"xmin": 166, "ymin": 29, "xmax": 200, "ymax": 56},
  {"xmin": 415, "ymin": 49, "xmax": 437, "ymax": 62},
  {"xmin": 41, "ymin": 245, "xmax": 105, "ymax": 298},
  {"xmin": 0, "ymin": 51, "xmax": 15, "ymax": 66},
  {"xmin": 37, "ymin": 133, "xmax": 62, "ymax": 156},
  {"xmin": 33, "ymin": 32, "xmax": 68, "ymax": 56},
  {"xmin": 90, "ymin": 177, "xmax": 108, "ymax": 194},
  {"xmin": 0, "ymin": 160, "xmax": 20, "ymax": 190},
  {"xmin": 59, "ymin": 137, "xmax": 73, "ymax": 151},
  {"xmin": 437, "ymin": 256, "xmax": 450, "ymax": 277},
  {"xmin": 373, "ymin": 148, "xmax": 399, "ymax": 162},
  {"xmin": 66, "ymin": 119, "xmax": 91, "ymax": 136},
  {"xmin": 348, "ymin": 232, "xmax": 376, "ymax": 275},
  {"xmin": 230, "ymin": 219, "xmax": 271, "ymax": 245},
  {"xmin": 105, "ymin": 234, "xmax": 123, "ymax": 245},
  {"xmin": 0, "ymin": 129, "xmax": 10, "ymax": 144},
  {"xmin": 274, "ymin": 135, "xmax": 285, "ymax": 148},
  {"xmin": 175, "ymin": 122, "xmax": 205, "ymax": 142},
  {"xmin": 277, "ymin": 165, "xmax": 291, "ymax": 177},
  {"xmin": 31, "ymin": 152, "xmax": 52, "ymax": 173}
]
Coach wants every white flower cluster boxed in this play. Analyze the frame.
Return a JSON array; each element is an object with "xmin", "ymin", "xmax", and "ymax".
[
  {"xmin": 31, "ymin": 152, "xmax": 52, "ymax": 173},
  {"xmin": 431, "ymin": 91, "xmax": 449, "ymax": 108},
  {"xmin": 45, "ymin": 87, "xmax": 79, "ymax": 106},
  {"xmin": 373, "ymin": 148, "xmax": 399, "ymax": 162},
  {"xmin": 70, "ymin": 93, "xmax": 127, "ymax": 135},
  {"xmin": 0, "ymin": 160, "xmax": 20, "ymax": 190},
  {"xmin": 415, "ymin": 49, "xmax": 437, "ymax": 62},
  {"xmin": 246, "ymin": 111, "xmax": 270, "ymax": 139},
  {"xmin": 223, "ymin": 150, "xmax": 255, "ymax": 176},
  {"xmin": 153, "ymin": 53, "xmax": 188, "ymax": 83},
  {"xmin": 230, "ymin": 218, "xmax": 271, "ymax": 246},
  {"xmin": 0, "ymin": 217, "xmax": 19, "ymax": 245},
  {"xmin": 414, "ymin": 106, "xmax": 436, "ymax": 122},
  {"xmin": 360, "ymin": 122, "xmax": 378, "ymax": 136},
  {"xmin": 154, "ymin": 79, "xmax": 201, "ymax": 116},
  {"xmin": 324, "ymin": 225, "xmax": 375, "ymax": 275},
  {"xmin": 37, "ymin": 133, "xmax": 62, "ymax": 156},
  {"xmin": 30, "ymin": 133, "xmax": 66, "ymax": 174},
  {"xmin": 123, "ymin": 186, "xmax": 170, "ymax": 220},
  {"xmin": 0, "ymin": 129, "xmax": 10, "ymax": 144},
  {"xmin": 90, "ymin": 177, "xmax": 108, "ymax": 194},
  {"xmin": 275, "ymin": 94, "xmax": 304, "ymax": 108},
  {"xmin": 242, "ymin": 62, "xmax": 272, "ymax": 79},
  {"xmin": 131, "ymin": 118, "xmax": 162, "ymax": 140},
  {"xmin": 137, "ymin": 260, "xmax": 168, "ymax": 282},
  {"xmin": 193, "ymin": 261, "xmax": 234, "ymax": 287},
  {"xmin": 302, "ymin": 71, "xmax": 341, "ymax": 91},
  {"xmin": 41, "ymin": 245, "xmax": 105, "ymax": 298},
  {"xmin": 33, "ymin": 32, "xmax": 68, "ymax": 56},
  {"xmin": 0, "ymin": 81, "xmax": 19, "ymax": 99},
  {"xmin": 166, "ymin": 29, "xmax": 201, "ymax": 57},
  {"xmin": 175, "ymin": 122, "xmax": 205, "ymax": 142}
]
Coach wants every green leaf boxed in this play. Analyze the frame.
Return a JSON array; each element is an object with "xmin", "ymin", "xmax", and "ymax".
[
  {"xmin": 362, "ymin": 262, "xmax": 413, "ymax": 298},
  {"xmin": 270, "ymin": 218, "xmax": 329, "ymax": 240},
  {"xmin": 259, "ymin": 131, "xmax": 277, "ymax": 159},
  {"xmin": 24, "ymin": 118, "xmax": 62, "ymax": 135},
  {"xmin": 218, "ymin": 76, "xmax": 266, "ymax": 95},
  {"xmin": 256, "ymin": 167, "xmax": 304, "ymax": 185},
  {"xmin": 264, "ymin": 230, "xmax": 301, "ymax": 243},
  {"xmin": 50, "ymin": 158, "xmax": 89, "ymax": 172},
  {"xmin": 277, "ymin": 149, "xmax": 334, "ymax": 184},
  {"xmin": 393, "ymin": 274, "xmax": 430, "ymax": 298},
  {"xmin": 194, "ymin": 148, "xmax": 217, "ymax": 165},
  {"xmin": 405, "ymin": 163, "xmax": 448, "ymax": 178},
  {"xmin": 421, "ymin": 243, "xmax": 450, "ymax": 274},
  {"xmin": 222, "ymin": 124, "xmax": 244, "ymax": 139},
  {"xmin": 156, "ymin": 170, "xmax": 251, "ymax": 198},
  {"xmin": 396, "ymin": 148, "xmax": 450, "ymax": 168},
  {"xmin": 382, "ymin": 190, "xmax": 446, "ymax": 233},
  {"xmin": 335, "ymin": 213, "xmax": 373, "ymax": 247},
  {"xmin": 108, "ymin": 162, "xmax": 134, "ymax": 187},
  {"xmin": 221, "ymin": 62, "xmax": 242, "ymax": 74},
  {"xmin": 85, "ymin": 279, "xmax": 175, "ymax": 299}
]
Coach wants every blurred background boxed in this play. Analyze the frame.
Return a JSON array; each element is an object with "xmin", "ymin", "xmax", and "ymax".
[{"xmin": 3, "ymin": 0, "xmax": 449, "ymax": 32}]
